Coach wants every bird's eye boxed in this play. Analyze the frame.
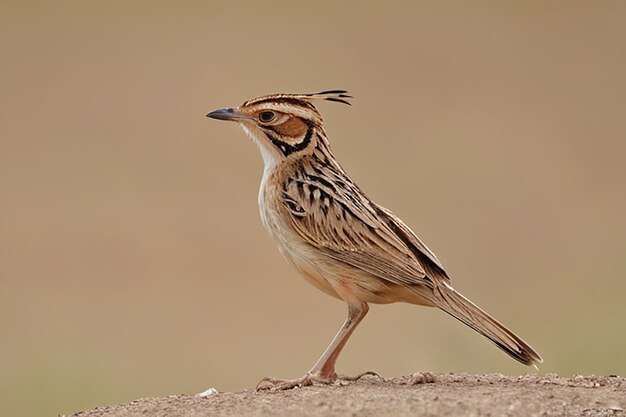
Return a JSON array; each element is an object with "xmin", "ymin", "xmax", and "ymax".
[{"xmin": 259, "ymin": 111, "xmax": 276, "ymax": 123}]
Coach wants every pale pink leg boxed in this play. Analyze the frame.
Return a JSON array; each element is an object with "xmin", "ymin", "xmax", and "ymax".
[
  {"xmin": 257, "ymin": 302, "xmax": 369, "ymax": 390},
  {"xmin": 308, "ymin": 302, "xmax": 369, "ymax": 380}
]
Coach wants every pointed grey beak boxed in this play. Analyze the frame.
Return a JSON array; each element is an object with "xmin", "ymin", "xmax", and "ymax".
[{"xmin": 206, "ymin": 107, "xmax": 247, "ymax": 121}]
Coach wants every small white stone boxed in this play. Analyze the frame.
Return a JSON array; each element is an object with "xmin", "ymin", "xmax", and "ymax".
[{"xmin": 197, "ymin": 387, "xmax": 218, "ymax": 397}]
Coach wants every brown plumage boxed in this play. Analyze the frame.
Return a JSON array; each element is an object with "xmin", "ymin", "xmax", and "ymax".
[{"xmin": 207, "ymin": 91, "xmax": 542, "ymax": 390}]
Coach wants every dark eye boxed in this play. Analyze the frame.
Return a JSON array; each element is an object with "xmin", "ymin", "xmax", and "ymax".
[{"xmin": 259, "ymin": 111, "xmax": 276, "ymax": 123}]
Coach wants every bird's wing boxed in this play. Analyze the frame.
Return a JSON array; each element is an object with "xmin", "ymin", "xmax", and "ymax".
[
  {"xmin": 372, "ymin": 204, "xmax": 451, "ymax": 281},
  {"xmin": 281, "ymin": 174, "xmax": 445, "ymax": 288}
]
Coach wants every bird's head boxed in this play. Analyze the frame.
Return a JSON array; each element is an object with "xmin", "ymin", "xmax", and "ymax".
[{"xmin": 206, "ymin": 90, "xmax": 351, "ymax": 168}]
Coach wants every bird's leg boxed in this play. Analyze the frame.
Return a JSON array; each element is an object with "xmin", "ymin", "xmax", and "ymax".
[
  {"xmin": 256, "ymin": 302, "xmax": 369, "ymax": 391},
  {"xmin": 309, "ymin": 301, "xmax": 369, "ymax": 380}
]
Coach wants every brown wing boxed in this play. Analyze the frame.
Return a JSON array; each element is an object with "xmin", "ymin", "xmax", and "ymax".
[
  {"xmin": 281, "ymin": 175, "xmax": 437, "ymax": 288},
  {"xmin": 372, "ymin": 204, "xmax": 451, "ymax": 282}
]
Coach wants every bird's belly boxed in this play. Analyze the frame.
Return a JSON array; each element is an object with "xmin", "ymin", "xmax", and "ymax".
[
  {"xmin": 265, "ymin": 218, "xmax": 409, "ymax": 304},
  {"xmin": 282, "ymin": 247, "xmax": 343, "ymax": 300},
  {"xmin": 279, "ymin": 239, "xmax": 403, "ymax": 304},
  {"xmin": 261, "ymin": 214, "xmax": 339, "ymax": 299}
]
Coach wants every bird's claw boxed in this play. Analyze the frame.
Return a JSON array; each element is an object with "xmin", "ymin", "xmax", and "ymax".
[
  {"xmin": 256, "ymin": 370, "xmax": 382, "ymax": 391},
  {"xmin": 336, "ymin": 370, "xmax": 384, "ymax": 383},
  {"xmin": 256, "ymin": 373, "xmax": 325, "ymax": 391}
]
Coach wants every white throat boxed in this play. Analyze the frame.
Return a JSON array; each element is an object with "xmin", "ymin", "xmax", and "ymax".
[
  {"xmin": 240, "ymin": 124, "xmax": 282, "ymax": 173},
  {"xmin": 239, "ymin": 123, "xmax": 285, "ymax": 206}
]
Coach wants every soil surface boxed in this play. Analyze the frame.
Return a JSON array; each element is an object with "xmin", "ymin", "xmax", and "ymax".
[{"xmin": 68, "ymin": 373, "xmax": 625, "ymax": 417}]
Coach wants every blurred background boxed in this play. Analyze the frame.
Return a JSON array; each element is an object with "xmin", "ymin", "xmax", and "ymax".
[{"xmin": 1, "ymin": 1, "xmax": 625, "ymax": 416}]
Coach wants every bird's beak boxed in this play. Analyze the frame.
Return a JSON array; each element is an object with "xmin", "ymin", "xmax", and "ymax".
[{"xmin": 206, "ymin": 107, "xmax": 248, "ymax": 122}]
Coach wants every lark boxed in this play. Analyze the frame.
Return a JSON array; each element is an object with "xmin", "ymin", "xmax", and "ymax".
[{"xmin": 207, "ymin": 91, "xmax": 542, "ymax": 390}]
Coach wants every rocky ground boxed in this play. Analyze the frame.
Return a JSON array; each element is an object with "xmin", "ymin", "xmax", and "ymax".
[{"xmin": 68, "ymin": 373, "xmax": 625, "ymax": 417}]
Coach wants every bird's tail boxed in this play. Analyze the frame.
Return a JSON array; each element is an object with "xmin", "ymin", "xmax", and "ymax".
[{"xmin": 430, "ymin": 283, "xmax": 543, "ymax": 367}]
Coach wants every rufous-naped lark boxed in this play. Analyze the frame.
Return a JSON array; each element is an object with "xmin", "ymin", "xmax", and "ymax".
[{"xmin": 207, "ymin": 91, "xmax": 542, "ymax": 390}]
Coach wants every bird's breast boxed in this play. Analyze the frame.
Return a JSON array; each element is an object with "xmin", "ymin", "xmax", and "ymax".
[{"xmin": 257, "ymin": 169, "xmax": 342, "ymax": 299}]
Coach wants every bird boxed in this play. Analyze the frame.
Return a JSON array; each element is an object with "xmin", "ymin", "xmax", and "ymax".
[{"xmin": 206, "ymin": 90, "xmax": 542, "ymax": 390}]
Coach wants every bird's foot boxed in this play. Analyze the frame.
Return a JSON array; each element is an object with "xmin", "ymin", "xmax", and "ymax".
[
  {"xmin": 336, "ymin": 370, "xmax": 384, "ymax": 384},
  {"xmin": 256, "ymin": 373, "xmax": 333, "ymax": 391},
  {"xmin": 256, "ymin": 370, "xmax": 383, "ymax": 391}
]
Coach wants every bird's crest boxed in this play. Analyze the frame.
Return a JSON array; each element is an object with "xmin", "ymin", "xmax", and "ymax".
[
  {"xmin": 242, "ymin": 90, "xmax": 352, "ymax": 107},
  {"xmin": 299, "ymin": 90, "xmax": 353, "ymax": 106}
]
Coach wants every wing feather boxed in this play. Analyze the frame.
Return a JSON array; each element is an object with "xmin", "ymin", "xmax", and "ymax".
[{"xmin": 281, "ymin": 172, "xmax": 434, "ymax": 288}]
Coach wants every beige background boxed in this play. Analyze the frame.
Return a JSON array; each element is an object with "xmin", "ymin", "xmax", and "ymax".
[{"xmin": 1, "ymin": 2, "xmax": 625, "ymax": 416}]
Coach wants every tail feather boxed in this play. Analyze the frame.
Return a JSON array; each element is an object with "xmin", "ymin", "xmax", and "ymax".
[{"xmin": 431, "ymin": 283, "xmax": 543, "ymax": 367}]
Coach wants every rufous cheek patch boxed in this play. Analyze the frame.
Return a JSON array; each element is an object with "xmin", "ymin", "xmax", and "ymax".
[{"xmin": 272, "ymin": 117, "xmax": 308, "ymax": 142}]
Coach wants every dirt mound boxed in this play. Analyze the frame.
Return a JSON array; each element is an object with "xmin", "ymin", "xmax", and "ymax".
[{"xmin": 68, "ymin": 373, "xmax": 625, "ymax": 417}]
